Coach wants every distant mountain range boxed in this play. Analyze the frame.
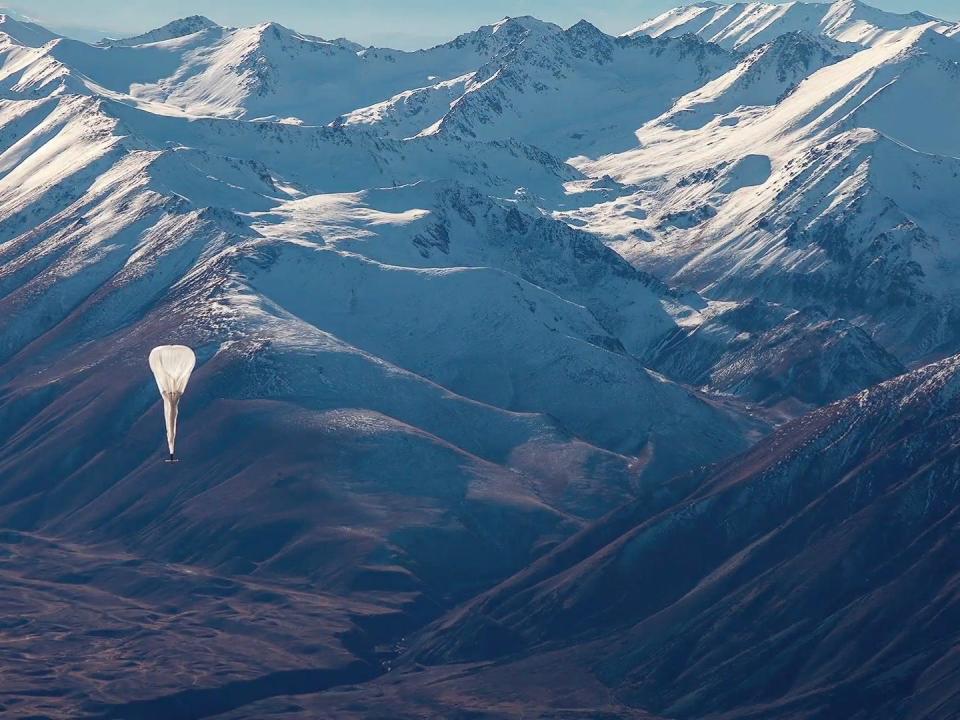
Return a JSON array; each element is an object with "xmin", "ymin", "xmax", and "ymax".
[{"xmin": 1, "ymin": 2, "xmax": 958, "ymax": 717}]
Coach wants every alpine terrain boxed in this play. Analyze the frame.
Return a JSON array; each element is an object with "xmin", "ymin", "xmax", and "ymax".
[{"xmin": 0, "ymin": 2, "xmax": 957, "ymax": 718}]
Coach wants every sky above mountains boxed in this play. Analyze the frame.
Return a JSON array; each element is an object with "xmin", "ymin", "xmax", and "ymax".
[{"xmin": 7, "ymin": 0, "xmax": 960, "ymax": 47}]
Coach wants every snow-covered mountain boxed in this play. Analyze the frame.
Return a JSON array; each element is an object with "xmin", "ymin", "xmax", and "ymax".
[
  {"xmin": 349, "ymin": 23, "xmax": 737, "ymax": 156},
  {"xmin": 98, "ymin": 15, "xmax": 220, "ymax": 46},
  {"xmin": 1, "ymin": 2, "xmax": 958, "ymax": 716},
  {"xmin": 630, "ymin": 0, "xmax": 960, "ymax": 50},
  {"xmin": 659, "ymin": 29, "xmax": 855, "ymax": 129},
  {"xmin": 569, "ymin": 23, "xmax": 960, "ymax": 362},
  {"xmin": 0, "ymin": 14, "xmax": 564, "ymax": 122}
]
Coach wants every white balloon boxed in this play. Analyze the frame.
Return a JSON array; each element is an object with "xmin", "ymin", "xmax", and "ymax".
[{"xmin": 148, "ymin": 345, "xmax": 196, "ymax": 459}]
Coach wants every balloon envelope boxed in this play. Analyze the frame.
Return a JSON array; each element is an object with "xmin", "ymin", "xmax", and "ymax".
[{"xmin": 148, "ymin": 345, "xmax": 196, "ymax": 456}]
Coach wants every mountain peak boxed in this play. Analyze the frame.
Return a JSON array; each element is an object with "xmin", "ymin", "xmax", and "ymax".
[
  {"xmin": 251, "ymin": 20, "xmax": 295, "ymax": 39},
  {"xmin": 100, "ymin": 15, "xmax": 220, "ymax": 46},
  {"xmin": 824, "ymin": 0, "xmax": 943, "ymax": 28},
  {"xmin": 482, "ymin": 15, "xmax": 561, "ymax": 41},
  {"xmin": 566, "ymin": 18, "xmax": 605, "ymax": 36},
  {"xmin": 633, "ymin": 0, "xmax": 952, "ymax": 51},
  {"xmin": 253, "ymin": 20, "xmax": 290, "ymax": 33},
  {"xmin": 436, "ymin": 15, "xmax": 560, "ymax": 54},
  {"xmin": 563, "ymin": 18, "xmax": 612, "ymax": 48},
  {"xmin": 174, "ymin": 15, "xmax": 219, "ymax": 29},
  {"xmin": 491, "ymin": 16, "xmax": 550, "ymax": 32},
  {"xmin": 242, "ymin": 21, "xmax": 346, "ymax": 54}
]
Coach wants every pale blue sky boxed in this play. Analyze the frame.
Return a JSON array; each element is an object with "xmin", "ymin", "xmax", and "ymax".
[{"xmin": 6, "ymin": 0, "xmax": 958, "ymax": 47}]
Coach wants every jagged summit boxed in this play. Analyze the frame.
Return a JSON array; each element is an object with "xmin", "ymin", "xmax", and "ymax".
[
  {"xmin": 565, "ymin": 18, "xmax": 605, "ymax": 35},
  {"xmin": 433, "ymin": 14, "xmax": 560, "ymax": 54},
  {"xmin": 629, "ymin": 0, "xmax": 958, "ymax": 50},
  {"xmin": 824, "ymin": 0, "xmax": 940, "ymax": 27},
  {"xmin": 490, "ymin": 15, "xmax": 559, "ymax": 34}
]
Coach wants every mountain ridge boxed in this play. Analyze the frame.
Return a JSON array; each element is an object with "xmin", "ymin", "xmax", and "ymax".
[
  {"xmin": 405, "ymin": 350, "xmax": 960, "ymax": 718},
  {"xmin": 630, "ymin": 0, "xmax": 960, "ymax": 50},
  {"xmin": 1, "ymin": 2, "xmax": 958, "ymax": 717}
]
